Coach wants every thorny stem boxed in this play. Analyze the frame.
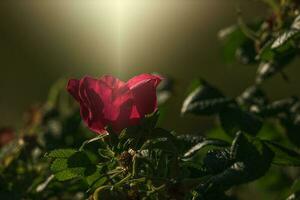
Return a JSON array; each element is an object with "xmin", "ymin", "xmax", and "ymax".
[
  {"xmin": 86, "ymin": 168, "xmax": 125, "ymax": 193},
  {"xmin": 128, "ymin": 177, "xmax": 146, "ymax": 184},
  {"xmin": 113, "ymin": 173, "xmax": 132, "ymax": 188},
  {"xmin": 35, "ymin": 174, "xmax": 55, "ymax": 192},
  {"xmin": 147, "ymin": 184, "xmax": 166, "ymax": 196},
  {"xmin": 132, "ymin": 155, "xmax": 137, "ymax": 177},
  {"xmin": 79, "ymin": 132, "xmax": 109, "ymax": 151}
]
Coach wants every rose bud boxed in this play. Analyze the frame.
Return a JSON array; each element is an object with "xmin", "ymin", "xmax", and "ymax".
[
  {"xmin": 0, "ymin": 127, "xmax": 15, "ymax": 148},
  {"xmin": 67, "ymin": 74, "xmax": 162, "ymax": 134}
]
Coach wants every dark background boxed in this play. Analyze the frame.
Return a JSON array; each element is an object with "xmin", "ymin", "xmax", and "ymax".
[{"xmin": 1, "ymin": 0, "xmax": 300, "ymax": 133}]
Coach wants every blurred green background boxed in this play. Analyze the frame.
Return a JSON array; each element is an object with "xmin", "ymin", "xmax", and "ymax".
[{"xmin": 1, "ymin": 0, "xmax": 300, "ymax": 133}]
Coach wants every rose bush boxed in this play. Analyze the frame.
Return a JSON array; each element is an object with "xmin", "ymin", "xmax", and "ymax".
[{"xmin": 3, "ymin": 1, "xmax": 300, "ymax": 200}]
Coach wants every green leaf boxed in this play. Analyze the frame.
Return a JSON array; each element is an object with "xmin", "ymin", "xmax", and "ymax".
[
  {"xmin": 286, "ymin": 193, "xmax": 300, "ymax": 200},
  {"xmin": 50, "ymin": 151, "xmax": 96, "ymax": 181},
  {"xmin": 258, "ymin": 97, "xmax": 296, "ymax": 117},
  {"xmin": 48, "ymin": 149, "xmax": 77, "ymax": 158},
  {"xmin": 50, "ymin": 158, "xmax": 68, "ymax": 172},
  {"xmin": 238, "ymin": 85, "xmax": 268, "ymax": 107},
  {"xmin": 182, "ymin": 80, "xmax": 233, "ymax": 115},
  {"xmin": 280, "ymin": 116, "xmax": 300, "ymax": 147},
  {"xmin": 257, "ymin": 123, "xmax": 282, "ymax": 140},
  {"xmin": 219, "ymin": 23, "xmax": 257, "ymax": 64},
  {"xmin": 231, "ymin": 131, "xmax": 274, "ymax": 179},
  {"xmin": 183, "ymin": 139, "xmax": 230, "ymax": 158},
  {"xmin": 260, "ymin": 17, "xmax": 300, "ymax": 62},
  {"xmin": 256, "ymin": 57, "xmax": 294, "ymax": 83},
  {"xmin": 183, "ymin": 98, "xmax": 233, "ymax": 116},
  {"xmin": 218, "ymin": 25, "xmax": 247, "ymax": 63},
  {"xmin": 67, "ymin": 151, "xmax": 93, "ymax": 168},
  {"xmin": 141, "ymin": 138, "xmax": 177, "ymax": 153},
  {"xmin": 286, "ymin": 178, "xmax": 300, "ymax": 200},
  {"xmin": 292, "ymin": 15, "xmax": 300, "ymax": 30},
  {"xmin": 176, "ymin": 134, "xmax": 205, "ymax": 145},
  {"xmin": 98, "ymin": 149, "xmax": 114, "ymax": 159},
  {"xmin": 290, "ymin": 178, "xmax": 300, "ymax": 195},
  {"xmin": 256, "ymin": 25, "xmax": 300, "ymax": 82},
  {"xmin": 192, "ymin": 133, "xmax": 273, "ymax": 193},
  {"xmin": 176, "ymin": 134, "xmax": 206, "ymax": 152},
  {"xmin": 258, "ymin": 40, "xmax": 276, "ymax": 61},
  {"xmin": 263, "ymin": 140, "xmax": 300, "ymax": 166},
  {"xmin": 85, "ymin": 170, "xmax": 102, "ymax": 186},
  {"xmin": 271, "ymin": 15, "xmax": 300, "ymax": 52},
  {"xmin": 256, "ymin": 62, "xmax": 277, "ymax": 83},
  {"xmin": 156, "ymin": 75, "xmax": 174, "ymax": 105},
  {"xmin": 205, "ymin": 127, "xmax": 232, "ymax": 143},
  {"xmin": 185, "ymin": 79, "xmax": 203, "ymax": 95},
  {"xmin": 271, "ymin": 29, "xmax": 300, "ymax": 51},
  {"xmin": 54, "ymin": 168, "xmax": 85, "ymax": 181},
  {"xmin": 141, "ymin": 110, "xmax": 160, "ymax": 130},
  {"xmin": 203, "ymin": 149, "xmax": 233, "ymax": 174},
  {"xmin": 219, "ymin": 106, "xmax": 262, "ymax": 137},
  {"xmin": 93, "ymin": 186, "xmax": 126, "ymax": 200},
  {"xmin": 149, "ymin": 128, "xmax": 176, "ymax": 141},
  {"xmin": 79, "ymin": 134, "xmax": 109, "ymax": 151},
  {"xmin": 85, "ymin": 166, "xmax": 107, "ymax": 189}
]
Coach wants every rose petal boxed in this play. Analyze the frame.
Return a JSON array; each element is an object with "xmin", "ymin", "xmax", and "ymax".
[
  {"xmin": 97, "ymin": 76, "xmax": 137, "ymax": 131},
  {"xmin": 127, "ymin": 74, "xmax": 162, "ymax": 89},
  {"xmin": 99, "ymin": 75, "xmax": 125, "ymax": 89},
  {"xmin": 126, "ymin": 74, "xmax": 162, "ymax": 116},
  {"xmin": 110, "ymin": 100, "xmax": 140, "ymax": 132},
  {"xmin": 67, "ymin": 79, "xmax": 93, "ymax": 131},
  {"xmin": 67, "ymin": 79, "xmax": 80, "ymax": 101},
  {"xmin": 78, "ymin": 76, "xmax": 106, "ymax": 133},
  {"xmin": 98, "ymin": 76, "xmax": 130, "ymax": 121}
]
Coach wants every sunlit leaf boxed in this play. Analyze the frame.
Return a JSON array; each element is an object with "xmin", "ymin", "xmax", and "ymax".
[
  {"xmin": 182, "ymin": 79, "xmax": 233, "ymax": 115},
  {"xmin": 184, "ymin": 139, "xmax": 230, "ymax": 158},
  {"xmin": 48, "ymin": 149, "xmax": 77, "ymax": 158}
]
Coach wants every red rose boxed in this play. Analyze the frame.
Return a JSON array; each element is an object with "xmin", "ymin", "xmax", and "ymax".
[
  {"xmin": 0, "ymin": 127, "xmax": 15, "ymax": 148},
  {"xmin": 67, "ymin": 74, "xmax": 162, "ymax": 134}
]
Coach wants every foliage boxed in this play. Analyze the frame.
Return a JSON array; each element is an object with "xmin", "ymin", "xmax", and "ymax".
[{"xmin": 2, "ymin": 0, "xmax": 300, "ymax": 199}]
